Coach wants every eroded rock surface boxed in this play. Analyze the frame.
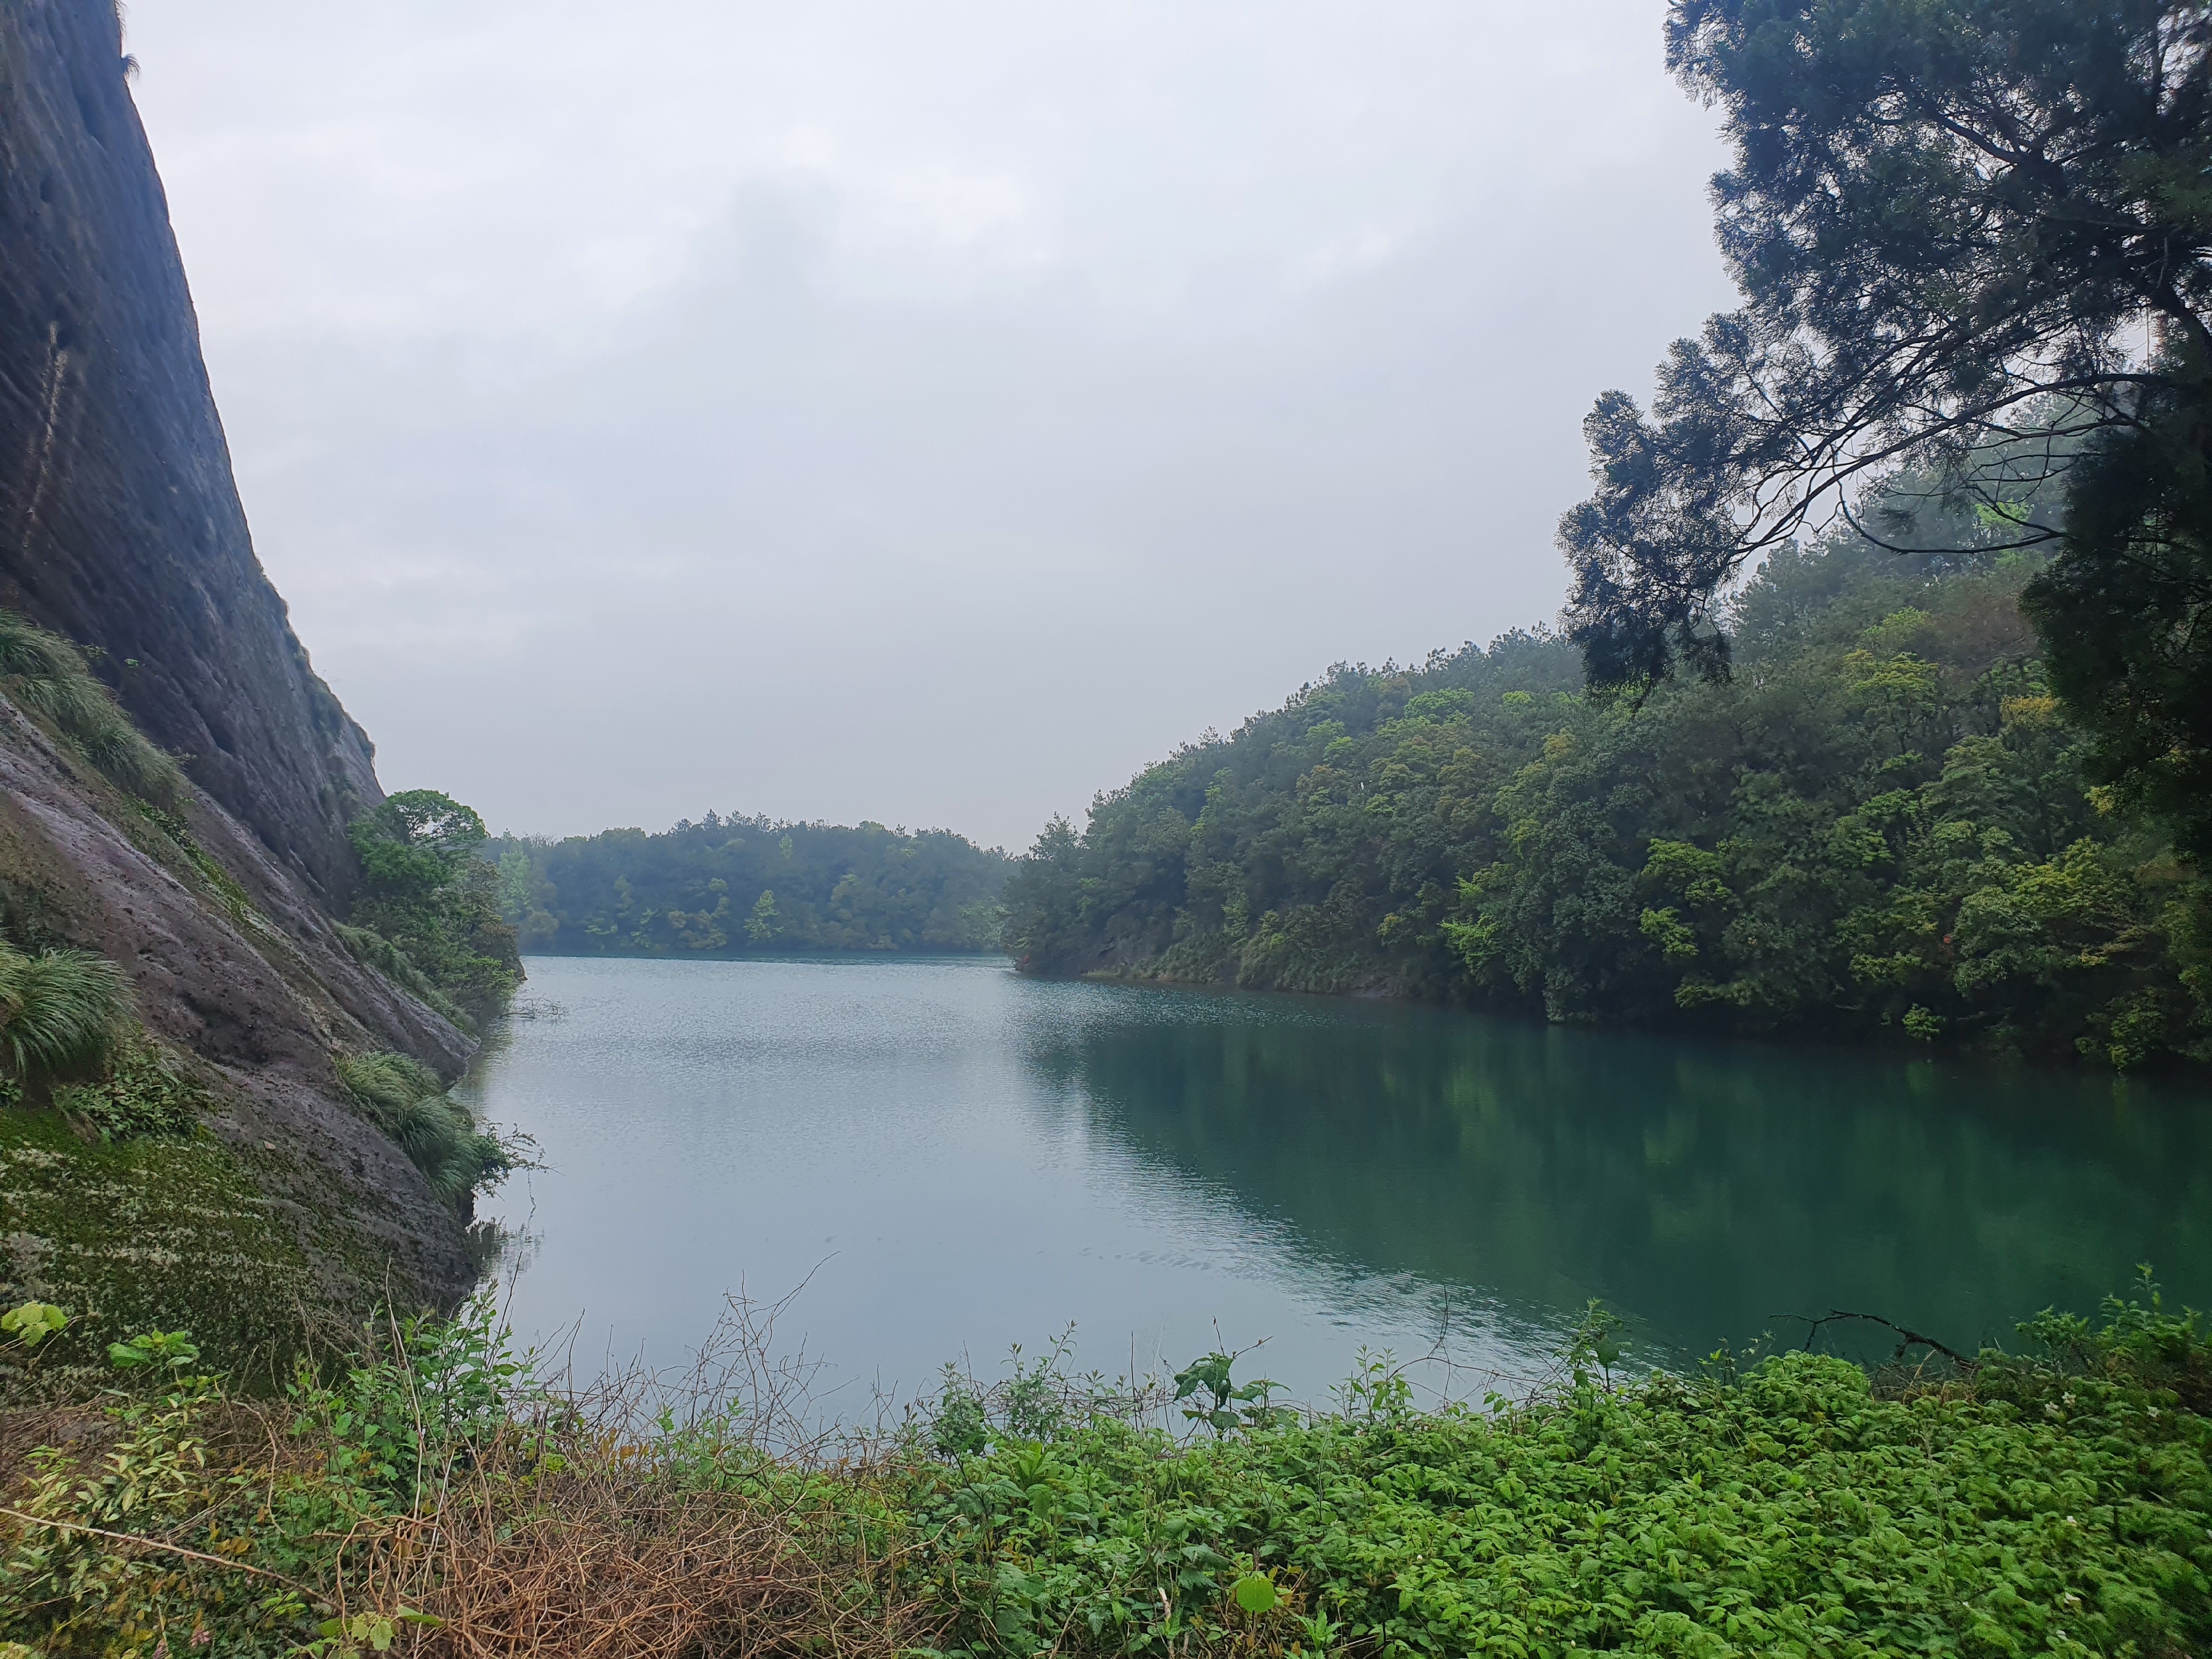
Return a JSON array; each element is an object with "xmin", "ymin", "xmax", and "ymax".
[
  {"xmin": 0, "ymin": 0, "xmax": 485, "ymax": 1328},
  {"xmin": 0, "ymin": 0, "xmax": 377, "ymax": 906}
]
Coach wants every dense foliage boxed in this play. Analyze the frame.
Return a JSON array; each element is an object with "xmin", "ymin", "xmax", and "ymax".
[
  {"xmin": 344, "ymin": 790, "xmax": 522, "ymax": 1026},
  {"xmin": 486, "ymin": 812, "xmax": 1009, "ymax": 957},
  {"xmin": 6, "ymin": 1280, "xmax": 2211, "ymax": 1658},
  {"xmin": 1560, "ymin": 0, "xmax": 2212, "ymax": 854},
  {"xmin": 1005, "ymin": 543, "xmax": 2211, "ymax": 1068},
  {"xmin": 918, "ymin": 1306, "xmax": 2212, "ymax": 1659}
]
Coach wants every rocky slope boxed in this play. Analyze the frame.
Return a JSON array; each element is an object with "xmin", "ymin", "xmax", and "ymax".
[
  {"xmin": 0, "ymin": 0, "xmax": 485, "ymax": 1378},
  {"xmin": 0, "ymin": 0, "xmax": 376, "ymax": 905}
]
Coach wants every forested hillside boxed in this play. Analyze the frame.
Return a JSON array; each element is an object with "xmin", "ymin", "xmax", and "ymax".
[
  {"xmin": 488, "ymin": 814, "xmax": 1009, "ymax": 956},
  {"xmin": 1004, "ymin": 541, "xmax": 2210, "ymax": 1069}
]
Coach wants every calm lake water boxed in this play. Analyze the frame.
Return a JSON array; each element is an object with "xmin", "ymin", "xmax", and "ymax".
[{"xmin": 468, "ymin": 954, "xmax": 2212, "ymax": 1405}]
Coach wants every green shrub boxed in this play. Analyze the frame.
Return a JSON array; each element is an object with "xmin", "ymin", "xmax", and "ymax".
[
  {"xmin": 0, "ymin": 608, "xmax": 184, "ymax": 808},
  {"xmin": 0, "ymin": 939, "xmax": 131, "ymax": 1092},
  {"xmin": 7, "ymin": 1285, "xmax": 2212, "ymax": 1659},
  {"xmin": 913, "ymin": 1317, "xmax": 2212, "ymax": 1659},
  {"xmin": 50, "ymin": 1041, "xmax": 201, "ymax": 1141},
  {"xmin": 333, "ymin": 1051, "xmax": 513, "ymax": 1203},
  {"xmin": 1993, "ymin": 1265, "xmax": 2212, "ymax": 1416}
]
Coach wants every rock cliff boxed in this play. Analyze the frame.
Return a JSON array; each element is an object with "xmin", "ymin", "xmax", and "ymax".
[
  {"xmin": 0, "ymin": 0, "xmax": 484, "ymax": 1368},
  {"xmin": 0, "ymin": 0, "xmax": 376, "ymax": 905}
]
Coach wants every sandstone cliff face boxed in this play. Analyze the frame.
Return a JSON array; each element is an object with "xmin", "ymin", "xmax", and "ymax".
[
  {"xmin": 0, "ymin": 0, "xmax": 377, "ymax": 906},
  {"xmin": 0, "ymin": 0, "xmax": 486, "ymax": 1338}
]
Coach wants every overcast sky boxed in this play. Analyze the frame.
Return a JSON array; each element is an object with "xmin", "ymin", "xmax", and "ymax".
[{"xmin": 126, "ymin": 0, "xmax": 1736, "ymax": 852}]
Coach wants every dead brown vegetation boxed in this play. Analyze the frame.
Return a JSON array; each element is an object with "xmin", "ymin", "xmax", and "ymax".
[{"xmin": 363, "ymin": 1468, "xmax": 938, "ymax": 1659}]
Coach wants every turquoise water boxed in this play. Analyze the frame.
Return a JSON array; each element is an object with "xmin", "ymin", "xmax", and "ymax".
[{"xmin": 468, "ymin": 954, "xmax": 2212, "ymax": 1404}]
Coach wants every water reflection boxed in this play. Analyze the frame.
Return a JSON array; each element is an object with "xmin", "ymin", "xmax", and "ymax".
[
  {"xmin": 472, "ymin": 958, "xmax": 2211, "ymax": 1396},
  {"xmin": 1026, "ymin": 987, "xmax": 2212, "ymax": 1361}
]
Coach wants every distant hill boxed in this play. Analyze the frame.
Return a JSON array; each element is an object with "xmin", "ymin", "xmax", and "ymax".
[{"xmin": 488, "ymin": 814, "xmax": 1009, "ymax": 957}]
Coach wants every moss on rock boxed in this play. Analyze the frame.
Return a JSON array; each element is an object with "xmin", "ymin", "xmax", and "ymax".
[{"xmin": 0, "ymin": 1110, "xmax": 322, "ymax": 1398}]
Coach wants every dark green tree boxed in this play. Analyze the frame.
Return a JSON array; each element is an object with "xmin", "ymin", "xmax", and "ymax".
[
  {"xmin": 348, "ymin": 789, "xmax": 520, "ymax": 1020},
  {"xmin": 481, "ymin": 812, "xmax": 1007, "ymax": 957},
  {"xmin": 1561, "ymin": 0, "xmax": 2212, "ymax": 847}
]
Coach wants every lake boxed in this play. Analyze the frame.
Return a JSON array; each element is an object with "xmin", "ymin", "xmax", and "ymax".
[{"xmin": 468, "ymin": 954, "xmax": 2212, "ymax": 1406}]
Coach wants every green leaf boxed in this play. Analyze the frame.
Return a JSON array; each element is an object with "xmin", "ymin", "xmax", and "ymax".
[
  {"xmin": 1, "ymin": 1300, "xmax": 68, "ymax": 1346},
  {"xmin": 1232, "ymin": 1574, "xmax": 1278, "ymax": 1614}
]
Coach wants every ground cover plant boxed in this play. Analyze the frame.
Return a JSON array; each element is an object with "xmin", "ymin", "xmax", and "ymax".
[{"xmin": 3, "ymin": 1278, "xmax": 2209, "ymax": 1657}]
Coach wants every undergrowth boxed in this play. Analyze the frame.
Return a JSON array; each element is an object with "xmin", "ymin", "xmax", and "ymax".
[
  {"xmin": 49, "ymin": 1043, "xmax": 202, "ymax": 1143},
  {"xmin": 2, "ymin": 1275, "xmax": 2209, "ymax": 1657},
  {"xmin": 332, "ymin": 926, "xmax": 476, "ymax": 1037}
]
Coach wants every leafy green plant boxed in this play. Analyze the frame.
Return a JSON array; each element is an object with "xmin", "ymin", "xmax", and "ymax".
[
  {"xmin": 1, "ymin": 1301, "xmax": 68, "ymax": 1348},
  {"xmin": 9, "ymin": 1285, "xmax": 2212, "ymax": 1659},
  {"xmin": 2001, "ymin": 1265, "xmax": 2212, "ymax": 1415},
  {"xmin": 51, "ymin": 1040, "xmax": 201, "ymax": 1140},
  {"xmin": 307, "ymin": 1607, "xmax": 443, "ymax": 1656},
  {"xmin": 1172, "ymin": 1348, "xmax": 1289, "ymax": 1436},
  {"xmin": 289, "ymin": 1293, "xmax": 535, "ymax": 1501},
  {"xmin": 1567, "ymin": 1298, "xmax": 1627, "ymax": 1377},
  {"xmin": 1333, "ymin": 1348, "xmax": 1415, "ymax": 1424},
  {"xmin": 1, "ymin": 1328, "xmax": 269, "ymax": 1652},
  {"xmin": 107, "ymin": 1328, "xmax": 201, "ymax": 1373},
  {"xmin": 917, "ymin": 1290, "xmax": 2212, "ymax": 1659}
]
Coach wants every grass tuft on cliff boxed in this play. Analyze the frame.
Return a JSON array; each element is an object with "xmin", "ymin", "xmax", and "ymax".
[
  {"xmin": 0, "ymin": 608, "xmax": 184, "ymax": 808},
  {"xmin": 0, "ymin": 937, "xmax": 131, "ymax": 1097},
  {"xmin": 335, "ymin": 1051, "xmax": 515, "ymax": 1203}
]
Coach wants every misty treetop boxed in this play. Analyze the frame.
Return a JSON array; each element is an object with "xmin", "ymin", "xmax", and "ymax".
[
  {"xmin": 489, "ymin": 812, "xmax": 1009, "ymax": 957},
  {"xmin": 1003, "ymin": 539, "xmax": 2211, "ymax": 1069}
]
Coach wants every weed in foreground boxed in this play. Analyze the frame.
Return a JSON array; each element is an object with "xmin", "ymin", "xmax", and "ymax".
[{"xmin": 2, "ymin": 1277, "xmax": 2211, "ymax": 1657}]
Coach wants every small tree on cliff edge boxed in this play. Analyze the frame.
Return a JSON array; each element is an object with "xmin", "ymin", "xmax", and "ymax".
[{"xmin": 1561, "ymin": 0, "xmax": 2212, "ymax": 850}]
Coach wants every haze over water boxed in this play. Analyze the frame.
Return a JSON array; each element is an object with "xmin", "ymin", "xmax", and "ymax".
[{"xmin": 470, "ymin": 956, "xmax": 2212, "ymax": 1405}]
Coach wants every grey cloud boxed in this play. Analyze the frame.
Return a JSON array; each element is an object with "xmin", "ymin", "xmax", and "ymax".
[{"xmin": 131, "ymin": 1, "xmax": 1735, "ymax": 849}]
